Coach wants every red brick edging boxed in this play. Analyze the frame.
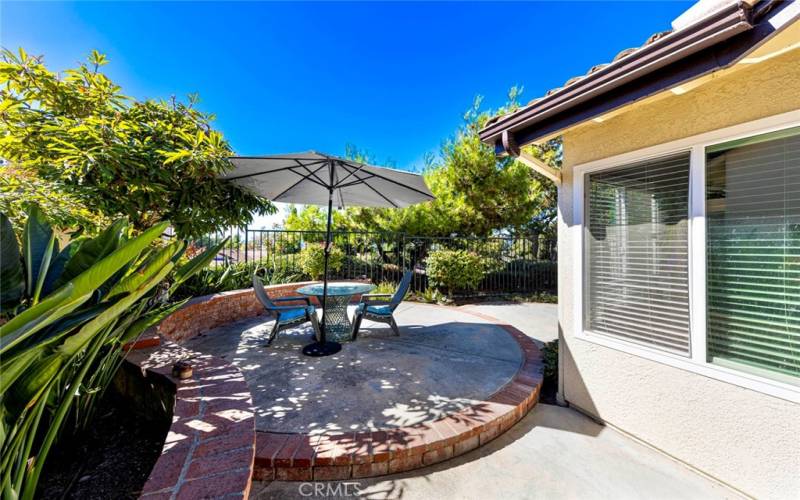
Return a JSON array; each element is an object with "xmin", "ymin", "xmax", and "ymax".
[
  {"xmin": 126, "ymin": 341, "xmax": 256, "ymax": 499},
  {"xmin": 129, "ymin": 286, "xmax": 543, "ymax": 495},
  {"xmin": 252, "ymin": 306, "xmax": 543, "ymax": 481},
  {"xmin": 127, "ymin": 283, "xmax": 365, "ymax": 499}
]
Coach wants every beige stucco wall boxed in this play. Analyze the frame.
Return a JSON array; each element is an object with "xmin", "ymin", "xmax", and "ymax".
[{"xmin": 557, "ymin": 49, "xmax": 800, "ymax": 499}]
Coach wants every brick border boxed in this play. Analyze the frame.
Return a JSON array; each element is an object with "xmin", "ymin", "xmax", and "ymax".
[
  {"xmin": 125, "ymin": 341, "xmax": 256, "ymax": 500},
  {"xmin": 156, "ymin": 281, "xmax": 369, "ymax": 343},
  {"xmin": 131, "ymin": 286, "xmax": 543, "ymax": 496}
]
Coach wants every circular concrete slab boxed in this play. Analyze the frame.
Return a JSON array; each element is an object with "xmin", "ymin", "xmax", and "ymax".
[{"xmin": 183, "ymin": 302, "xmax": 522, "ymax": 435}]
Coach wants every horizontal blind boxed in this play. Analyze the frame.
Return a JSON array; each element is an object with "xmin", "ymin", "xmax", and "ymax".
[
  {"xmin": 706, "ymin": 127, "xmax": 800, "ymax": 381},
  {"xmin": 586, "ymin": 153, "xmax": 691, "ymax": 355}
]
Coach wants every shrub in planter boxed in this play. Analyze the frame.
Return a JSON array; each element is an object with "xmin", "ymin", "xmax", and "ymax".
[
  {"xmin": 540, "ymin": 339, "xmax": 559, "ymax": 403},
  {"xmin": 425, "ymin": 249, "xmax": 487, "ymax": 296},
  {"xmin": 299, "ymin": 243, "xmax": 344, "ymax": 280},
  {"xmin": 0, "ymin": 207, "xmax": 223, "ymax": 499},
  {"xmin": 171, "ymin": 261, "xmax": 254, "ymax": 300},
  {"xmin": 541, "ymin": 339, "xmax": 558, "ymax": 381}
]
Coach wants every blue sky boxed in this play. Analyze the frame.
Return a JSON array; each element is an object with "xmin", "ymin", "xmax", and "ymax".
[{"xmin": 3, "ymin": 1, "xmax": 691, "ymax": 173}]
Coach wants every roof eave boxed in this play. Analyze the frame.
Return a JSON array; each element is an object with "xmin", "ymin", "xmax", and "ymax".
[{"xmin": 478, "ymin": 1, "xmax": 799, "ymax": 153}]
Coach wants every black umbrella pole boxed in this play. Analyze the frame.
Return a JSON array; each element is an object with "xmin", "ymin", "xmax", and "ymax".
[
  {"xmin": 321, "ymin": 189, "xmax": 333, "ymax": 342},
  {"xmin": 302, "ymin": 186, "xmax": 341, "ymax": 357}
]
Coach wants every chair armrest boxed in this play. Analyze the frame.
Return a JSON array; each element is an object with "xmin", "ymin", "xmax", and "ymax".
[
  {"xmin": 361, "ymin": 293, "xmax": 392, "ymax": 304},
  {"xmin": 273, "ymin": 296, "xmax": 312, "ymax": 306},
  {"xmin": 362, "ymin": 300, "xmax": 393, "ymax": 307},
  {"xmin": 273, "ymin": 305, "xmax": 311, "ymax": 312}
]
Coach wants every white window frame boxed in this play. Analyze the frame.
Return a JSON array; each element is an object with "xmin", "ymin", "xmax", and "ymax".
[{"xmin": 572, "ymin": 109, "xmax": 800, "ymax": 403}]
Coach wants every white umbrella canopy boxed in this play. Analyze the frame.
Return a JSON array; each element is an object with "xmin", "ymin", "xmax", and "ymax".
[
  {"xmin": 223, "ymin": 151, "xmax": 433, "ymax": 209},
  {"xmin": 221, "ymin": 151, "xmax": 433, "ymax": 356}
]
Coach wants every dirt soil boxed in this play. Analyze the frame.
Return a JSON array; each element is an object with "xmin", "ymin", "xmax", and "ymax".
[{"xmin": 37, "ymin": 391, "xmax": 169, "ymax": 500}]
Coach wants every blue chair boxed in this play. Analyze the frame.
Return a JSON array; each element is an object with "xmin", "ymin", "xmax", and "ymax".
[
  {"xmin": 253, "ymin": 271, "xmax": 321, "ymax": 345},
  {"xmin": 351, "ymin": 271, "xmax": 413, "ymax": 339}
]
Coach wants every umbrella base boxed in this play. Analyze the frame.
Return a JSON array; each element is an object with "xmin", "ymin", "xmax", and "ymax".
[{"xmin": 302, "ymin": 341, "xmax": 342, "ymax": 357}]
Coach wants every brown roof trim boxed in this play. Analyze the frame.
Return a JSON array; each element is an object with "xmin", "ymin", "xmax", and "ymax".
[{"xmin": 479, "ymin": 1, "xmax": 797, "ymax": 153}]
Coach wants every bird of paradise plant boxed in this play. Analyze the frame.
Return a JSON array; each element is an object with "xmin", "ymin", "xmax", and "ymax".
[{"xmin": 0, "ymin": 206, "xmax": 227, "ymax": 500}]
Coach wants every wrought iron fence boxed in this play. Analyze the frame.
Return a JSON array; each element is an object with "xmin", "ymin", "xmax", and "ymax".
[{"xmin": 203, "ymin": 228, "xmax": 556, "ymax": 297}]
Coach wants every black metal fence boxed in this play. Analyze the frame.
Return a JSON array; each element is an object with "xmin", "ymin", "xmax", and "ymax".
[{"xmin": 203, "ymin": 228, "xmax": 556, "ymax": 297}]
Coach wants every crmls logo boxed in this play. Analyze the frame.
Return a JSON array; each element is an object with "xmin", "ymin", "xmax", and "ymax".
[{"xmin": 298, "ymin": 481, "xmax": 363, "ymax": 497}]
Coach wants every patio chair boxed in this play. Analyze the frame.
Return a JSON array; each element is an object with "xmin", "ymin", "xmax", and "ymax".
[
  {"xmin": 252, "ymin": 271, "xmax": 321, "ymax": 345},
  {"xmin": 351, "ymin": 271, "xmax": 413, "ymax": 339}
]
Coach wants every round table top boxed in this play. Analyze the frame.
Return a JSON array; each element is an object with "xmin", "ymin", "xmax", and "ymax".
[{"xmin": 295, "ymin": 282, "xmax": 376, "ymax": 297}]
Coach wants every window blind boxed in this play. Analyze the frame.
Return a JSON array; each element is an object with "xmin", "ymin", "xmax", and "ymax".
[
  {"xmin": 706, "ymin": 127, "xmax": 800, "ymax": 381},
  {"xmin": 586, "ymin": 153, "xmax": 691, "ymax": 355}
]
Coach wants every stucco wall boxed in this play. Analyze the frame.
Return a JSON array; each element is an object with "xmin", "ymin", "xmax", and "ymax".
[{"xmin": 557, "ymin": 49, "xmax": 800, "ymax": 499}]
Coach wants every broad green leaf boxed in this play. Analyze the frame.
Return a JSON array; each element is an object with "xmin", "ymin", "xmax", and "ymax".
[
  {"xmin": 58, "ymin": 262, "xmax": 173, "ymax": 358},
  {"xmin": 22, "ymin": 206, "xmax": 55, "ymax": 301},
  {"xmin": 0, "ymin": 285, "xmax": 90, "ymax": 355},
  {"xmin": 120, "ymin": 299, "xmax": 187, "ymax": 344},
  {"xmin": 0, "ymin": 98, "xmax": 19, "ymax": 114},
  {"xmin": 41, "ymin": 240, "xmax": 80, "ymax": 296},
  {"xmin": 0, "ymin": 350, "xmax": 40, "ymax": 395},
  {"xmin": 10, "ymin": 353, "xmax": 62, "ymax": 411},
  {"xmin": 53, "ymin": 218, "xmax": 128, "ymax": 289},
  {"xmin": 0, "ymin": 221, "xmax": 169, "ymax": 350},
  {"xmin": 106, "ymin": 240, "xmax": 182, "ymax": 300},
  {"xmin": 62, "ymin": 221, "xmax": 168, "ymax": 300},
  {"xmin": 162, "ymin": 150, "xmax": 192, "ymax": 165},
  {"xmin": 32, "ymin": 302, "xmax": 110, "ymax": 352},
  {"xmin": 170, "ymin": 237, "xmax": 228, "ymax": 291},
  {"xmin": 0, "ymin": 213, "xmax": 24, "ymax": 310}
]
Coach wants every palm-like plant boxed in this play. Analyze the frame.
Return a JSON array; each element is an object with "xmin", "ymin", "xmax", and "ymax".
[{"xmin": 0, "ymin": 207, "xmax": 227, "ymax": 500}]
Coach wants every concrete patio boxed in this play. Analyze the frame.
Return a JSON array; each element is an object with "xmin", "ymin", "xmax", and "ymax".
[
  {"xmin": 241, "ymin": 301, "xmax": 732, "ymax": 499},
  {"xmin": 183, "ymin": 302, "xmax": 525, "ymax": 434}
]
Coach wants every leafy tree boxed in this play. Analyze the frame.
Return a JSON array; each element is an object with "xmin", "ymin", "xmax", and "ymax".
[
  {"xmin": 284, "ymin": 205, "xmax": 348, "ymax": 234},
  {"xmin": 286, "ymin": 88, "xmax": 558, "ymax": 238},
  {"xmin": 0, "ymin": 163, "xmax": 110, "ymax": 234},
  {"xmin": 0, "ymin": 48, "xmax": 274, "ymax": 238}
]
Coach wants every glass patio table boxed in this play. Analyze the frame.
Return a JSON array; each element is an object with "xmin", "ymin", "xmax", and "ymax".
[{"xmin": 295, "ymin": 282, "xmax": 376, "ymax": 342}]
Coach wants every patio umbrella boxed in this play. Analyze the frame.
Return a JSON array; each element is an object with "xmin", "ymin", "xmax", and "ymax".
[{"xmin": 221, "ymin": 151, "xmax": 434, "ymax": 356}]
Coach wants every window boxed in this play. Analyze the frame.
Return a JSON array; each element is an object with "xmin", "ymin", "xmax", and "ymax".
[
  {"xmin": 706, "ymin": 127, "xmax": 800, "ymax": 381},
  {"xmin": 575, "ymin": 114, "xmax": 800, "ymax": 400},
  {"xmin": 585, "ymin": 153, "xmax": 691, "ymax": 355}
]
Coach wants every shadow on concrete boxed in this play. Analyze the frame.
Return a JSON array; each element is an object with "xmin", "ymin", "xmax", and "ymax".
[{"xmin": 183, "ymin": 309, "xmax": 522, "ymax": 434}]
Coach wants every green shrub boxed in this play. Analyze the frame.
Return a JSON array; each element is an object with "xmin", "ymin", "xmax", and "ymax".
[
  {"xmin": 510, "ymin": 291, "xmax": 558, "ymax": 304},
  {"xmin": 0, "ymin": 207, "xmax": 221, "ymax": 499},
  {"xmin": 411, "ymin": 288, "xmax": 447, "ymax": 304},
  {"xmin": 372, "ymin": 281, "xmax": 398, "ymax": 295},
  {"xmin": 541, "ymin": 339, "xmax": 558, "ymax": 381},
  {"xmin": 298, "ymin": 243, "xmax": 344, "ymax": 280},
  {"xmin": 425, "ymin": 249, "xmax": 487, "ymax": 296},
  {"xmin": 171, "ymin": 261, "xmax": 253, "ymax": 300}
]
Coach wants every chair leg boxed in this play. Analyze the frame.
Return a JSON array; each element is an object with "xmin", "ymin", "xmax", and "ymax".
[
  {"xmin": 308, "ymin": 309, "xmax": 322, "ymax": 342},
  {"xmin": 389, "ymin": 316, "xmax": 400, "ymax": 336},
  {"xmin": 266, "ymin": 316, "xmax": 281, "ymax": 346},
  {"xmin": 351, "ymin": 310, "xmax": 364, "ymax": 341}
]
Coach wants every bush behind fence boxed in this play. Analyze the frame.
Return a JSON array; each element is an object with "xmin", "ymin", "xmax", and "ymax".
[{"xmin": 202, "ymin": 228, "xmax": 557, "ymax": 297}]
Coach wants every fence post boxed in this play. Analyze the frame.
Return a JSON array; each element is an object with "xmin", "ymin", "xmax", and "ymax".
[
  {"xmin": 398, "ymin": 233, "xmax": 404, "ymax": 273},
  {"xmin": 244, "ymin": 225, "xmax": 249, "ymax": 264}
]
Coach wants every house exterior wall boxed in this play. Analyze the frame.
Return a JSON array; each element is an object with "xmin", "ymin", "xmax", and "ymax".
[{"xmin": 557, "ymin": 49, "xmax": 800, "ymax": 499}]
